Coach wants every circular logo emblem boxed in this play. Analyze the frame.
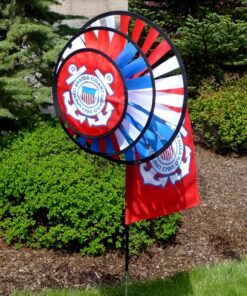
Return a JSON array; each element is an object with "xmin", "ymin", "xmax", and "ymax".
[
  {"xmin": 71, "ymin": 72, "xmax": 107, "ymax": 116},
  {"xmin": 150, "ymin": 133, "xmax": 184, "ymax": 175},
  {"xmin": 55, "ymin": 49, "xmax": 127, "ymax": 138}
]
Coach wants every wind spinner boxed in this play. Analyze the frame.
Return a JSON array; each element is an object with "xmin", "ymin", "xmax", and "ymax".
[
  {"xmin": 53, "ymin": 10, "xmax": 189, "ymax": 296},
  {"xmin": 53, "ymin": 11, "xmax": 187, "ymax": 164}
]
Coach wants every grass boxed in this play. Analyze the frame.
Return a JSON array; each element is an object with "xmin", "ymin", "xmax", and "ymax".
[{"xmin": 13, "ymin": 258, "xmax": 247, "ymax": 296}]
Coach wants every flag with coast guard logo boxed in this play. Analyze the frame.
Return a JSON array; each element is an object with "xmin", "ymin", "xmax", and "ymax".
[{"xmin": 125, "ymin": 108, "xmax": 200, "ymax": 224}]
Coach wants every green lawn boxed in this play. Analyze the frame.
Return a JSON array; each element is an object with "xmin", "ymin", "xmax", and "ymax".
[{"xmin": 13, "ymin": 258, "xmax": 247, "ymax": 296}]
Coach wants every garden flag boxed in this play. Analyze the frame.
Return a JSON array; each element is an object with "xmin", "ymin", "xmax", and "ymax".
[{"xmin": 125, "ymin": 108, "xmax": 200, "ymax": 224}]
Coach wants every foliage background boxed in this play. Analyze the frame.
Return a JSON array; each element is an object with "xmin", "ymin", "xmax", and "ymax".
[
  {"xmin": 0, "ymin": 122, "xmax": 180, "ymax": 255},
  {"xmin": 190, "ymin": 74, "xmax": 247, "ymax": 154},
  {"xmin": 0, "ymin": 0, "xmax": 73, "ymax": 129},
  {"xmin": 0, "ymin": 0, "xmax": 246, "ymax": 254}
]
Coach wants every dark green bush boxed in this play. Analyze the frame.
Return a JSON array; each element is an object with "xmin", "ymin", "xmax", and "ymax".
[
  {"xmin": 175, "ymin": 13, "xmax": 247, "ymax": 89},
  {"xmin": 129, "ymin": 0, "xmax": 246, "ymax": 33},
  {"xmin": 0, "ymin": 121, "xmax": 181, "ymax": 255},
  {"xmin": 190, "ymin": 74, "xmax": 247, "ymax": 154},
  {"xmin": 129, "ymin": 0, "xmax": 183, "ymax": 32}
]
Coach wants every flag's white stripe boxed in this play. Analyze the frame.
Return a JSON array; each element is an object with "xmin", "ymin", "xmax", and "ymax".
[
  {"xmin": 155, "ymin": 92, "xmax": 184, "ymax": 108},
  {"xmin": 121, "ymin": 119, "xmax": 141, "ymax": 141},
  {"xmin": 127, "ymin": 105, "xmax": 149, "ymax": 127},
  {"xmin": 153, "ymin": 56, "xmax": 180, "ymax": 78},
  {"xmin": 128, "ymin": 90, "xmax": 153, "ymax": 111},
  {"xmin": 105, "ymin": 15, "xmax": 115, "ymax": 40},
  {"xmin": 115, "ymin": 129, "xmax": 129, "ymax": 150},
  {"xmin": 153, "ymin": 104, "xmax": 180, "ymax": 126},
  {"xmin": 155, "ymin": 74, "xmax": 184, "ymax": 90}
]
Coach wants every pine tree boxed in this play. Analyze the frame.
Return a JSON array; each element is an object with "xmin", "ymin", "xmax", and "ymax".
[
  {"xmin": 129, "ymin": 0, "xmax": 245, "ymax": 32},
  {"xmin": 0, "ymin": 0, "xmax": 66, "ymax": 130},
  {"xmin": 175, "ymin": 13, "xmax": 247, "ymax": 89}
]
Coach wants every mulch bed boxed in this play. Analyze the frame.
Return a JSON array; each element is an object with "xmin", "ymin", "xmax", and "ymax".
[{"xmin": 0, "ymin": 145, "xmax": 246, "ymax": 295}]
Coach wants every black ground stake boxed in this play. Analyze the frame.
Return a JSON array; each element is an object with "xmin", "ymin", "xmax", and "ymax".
[{"xmin": 124, "ymin": 223, "xmax": 129, "ymax": 296}]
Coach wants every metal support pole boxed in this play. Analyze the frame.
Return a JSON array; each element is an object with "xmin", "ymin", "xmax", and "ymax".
[{"xmin": 124, "ymin": 223, "xmax": 129, "ymax": 296}]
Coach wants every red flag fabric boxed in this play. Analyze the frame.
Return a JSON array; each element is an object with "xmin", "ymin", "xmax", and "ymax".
[{"xmin": 125, "ymin": 109, "xmax": 200, "ymax": 224}]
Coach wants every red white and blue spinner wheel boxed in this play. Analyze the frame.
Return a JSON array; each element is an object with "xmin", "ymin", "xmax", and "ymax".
[
  {"xmin": 54, "ymin": 27, "xmax": 155, "ymax": 156},
  {"xmin": 53, "ymin": 11, "xmax": 187, "ymax": 164}
]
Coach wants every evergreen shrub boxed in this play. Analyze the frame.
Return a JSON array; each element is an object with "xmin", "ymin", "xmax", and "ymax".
[
  {"xmin": 0, "ymin": 0, "xmax": 67, "ymax": 128},
  {"xmin": 190, "ymin": 74, "xmax": 247, "ymax": 154},
  {"xmin": 129, "ymin": 0, "xmax": 246, "ymax": 33},
  {"xmin": 0, "ymin": 121, "xmax": 181, "ymax": 255},
  {"xmin": 175, "ymin": 13, "xmax": 247, "ymax": 88}
]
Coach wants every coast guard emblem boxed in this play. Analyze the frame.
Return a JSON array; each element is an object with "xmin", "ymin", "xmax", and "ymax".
[
  {"xmin": 55, "ymin": 49, "xmax": 126, "ymax": 138},
  {"xmin": 64, "ymin": 64, "xmax": 114, "ymax": 126},
  {"xmin": 140, "ymin": 125, "xmax": 191, "ymax": 188}
]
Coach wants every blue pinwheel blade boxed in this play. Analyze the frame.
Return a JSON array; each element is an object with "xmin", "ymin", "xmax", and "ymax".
[
  {"xmin": 126, "ymin": 76, "xmax": 152, "ymax": 91},
  {"xmin": 121, "ymin": 57, "xmax": 147, "ymax": 79},
  {"xmin": 105, "ymin": 137, "xmax": 115, "ymax": 154},
  {"xmin": 135, "ymin": 138, "xmax": 150, "ymax": 159},
  {"xmin": 124, "ymin": 146, "xmax": 136, "ymax": 161},
  {"xmin": 91, "ymin": 138, "xmax": 100, "ymax": 153},
  {"xmin": 115, "ymin": 42, "xmax": 138, "ymax": 68},
  {"xmin": 77, "ymin": 136, "xmax": 87, "ymax": 146}
]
